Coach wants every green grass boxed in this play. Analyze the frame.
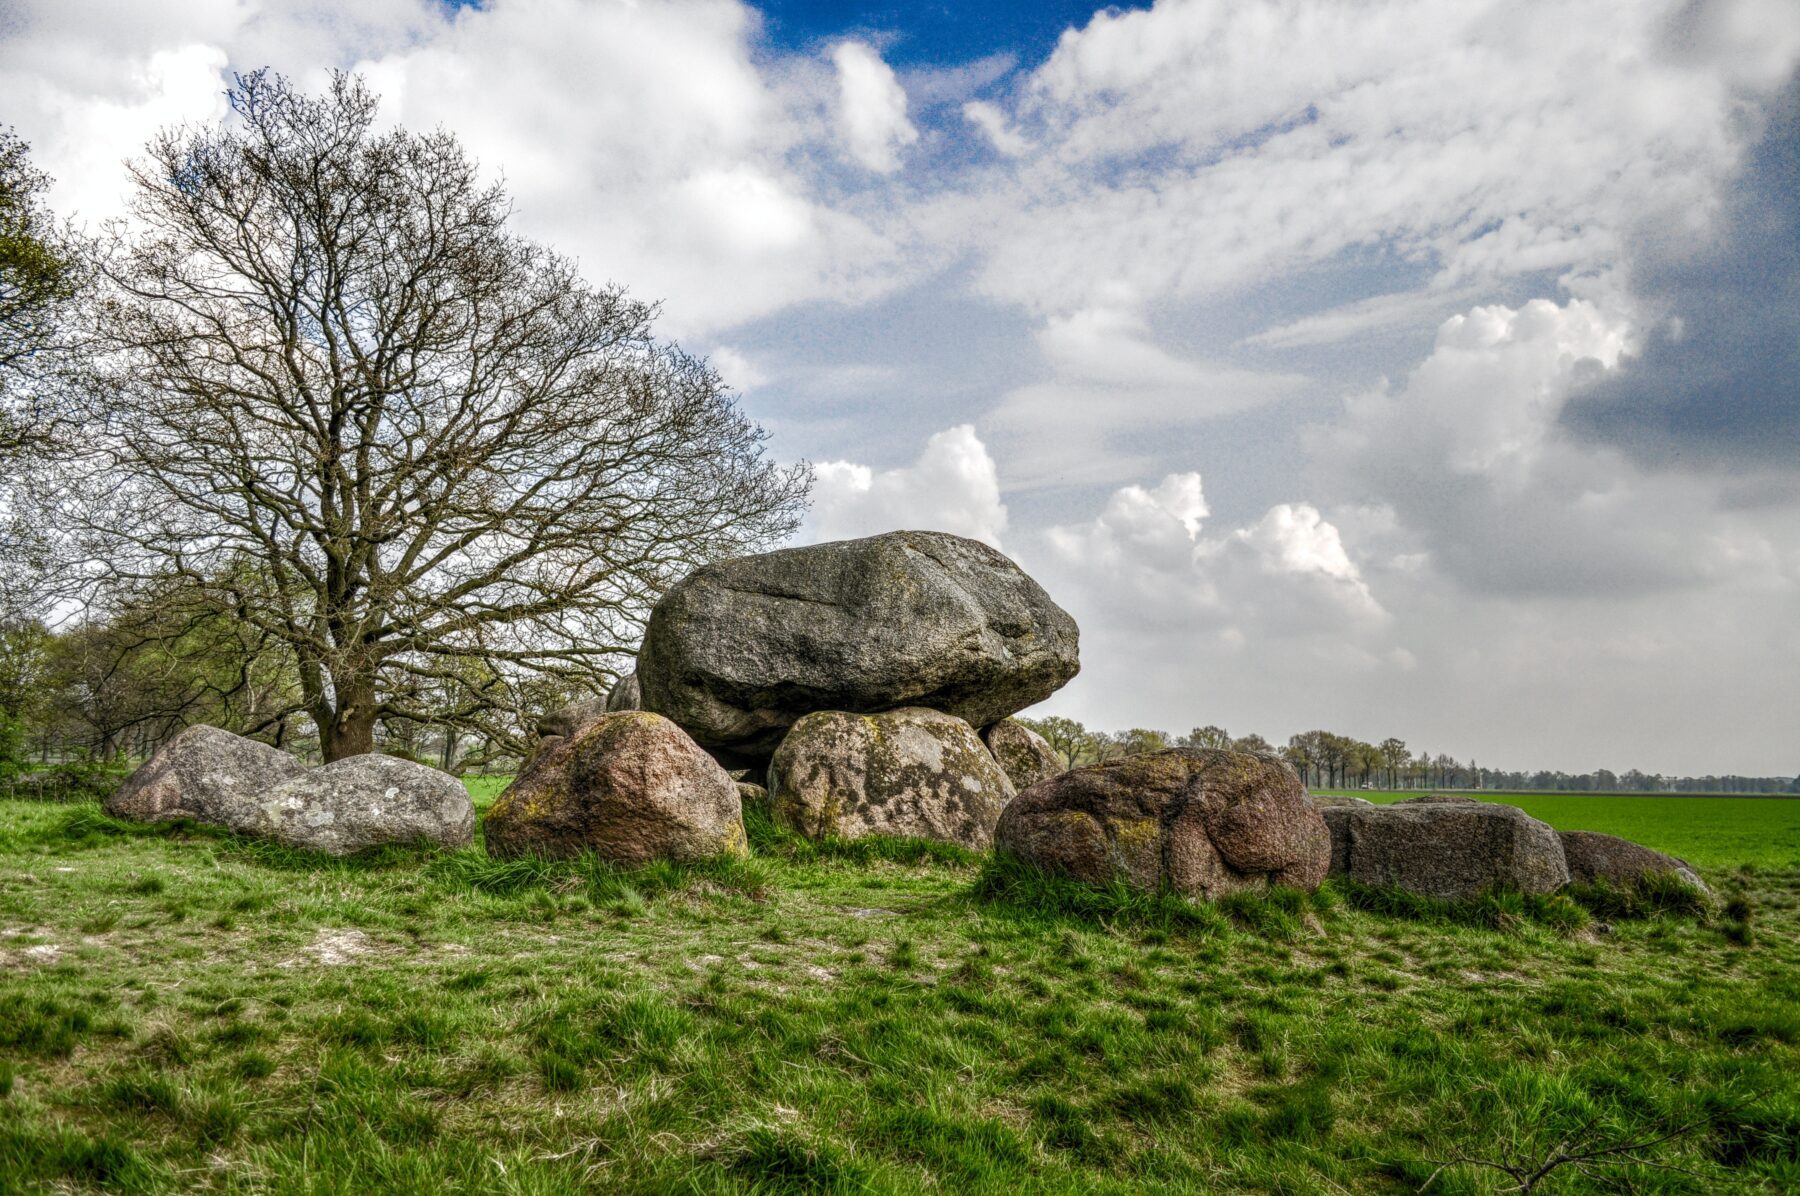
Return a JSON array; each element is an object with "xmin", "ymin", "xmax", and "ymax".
[
  {"xmin": 0, "ymin": 793, "xmax": 1796, "ymax": 1194},
  {"xmin": 1314, "ymin": 789, "xmax": 1800, "ymax": 870}
]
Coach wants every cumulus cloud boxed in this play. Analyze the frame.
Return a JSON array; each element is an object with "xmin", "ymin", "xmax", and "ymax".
[
  {"xmin": 830, "ymin": 41, "xmax": 918, "ymax": 173},
  {"xmin": 804, "ymin": 425, "xmax": 1008, "ymax": 548},
  {"xmin": 1304, "ymin": 295, "xmax": 1800, "ymax": 598},
  {"xmin": 0, "ymin": 0, "xmax": 915, "ymax": 336},
  {"xmin": 934, "ymin": 0, "xmax": 1800, "ymax": 320}
]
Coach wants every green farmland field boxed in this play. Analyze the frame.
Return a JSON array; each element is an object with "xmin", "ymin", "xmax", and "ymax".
[{"xmin": 1313, "ymin": 790, "xmax": 1800, "ymax": 871}]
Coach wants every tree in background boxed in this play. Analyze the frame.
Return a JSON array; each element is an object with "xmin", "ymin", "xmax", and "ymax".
[
  {"xmin": 1179, "ymin": 725, "xmax": 1231, "ymax": 750},
  {"xmin": 1379, "ymin": 736, "xmax": 1409, "ymax": 788},
  {"xmin": 0, "ymin": 126, "xmax": 77, "ymax": 454},
  {"xmin": 60, "ymin": 72, "xmax": 808, "ymax": 761}
]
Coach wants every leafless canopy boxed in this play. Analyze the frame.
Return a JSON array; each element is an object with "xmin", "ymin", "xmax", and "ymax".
[{"xmin": 61, "ymin": 71, "xmax": 808, "ymax": 760}]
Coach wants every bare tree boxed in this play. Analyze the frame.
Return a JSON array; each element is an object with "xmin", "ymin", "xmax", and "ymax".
[{"xmin": 61, "ymin": 71, "xmax": 808, "ymax": 760}]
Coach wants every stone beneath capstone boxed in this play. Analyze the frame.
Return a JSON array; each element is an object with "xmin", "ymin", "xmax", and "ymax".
[
  {"xmin": 1559, "ymin": 829, "xmax": 1709, "ymax": 894},
  {"xmin": 768, "ymin": 707, "xmax": 1015, "ymax": 849},
  {"xmin": 982, "ymin": 719, "xmax": 1064, "ymax": 791},
  {"xmin": 994, "ymin": 748, "xmax": 1330, "ymax": 899},
  {"xmin": 247, "ymin": 754, "xmax": 475, "ymax": 856},
  {"xmin": 606, "ymin": 672, "xmax": 642, "ymax": 712},
  {"xmin": 1321, "ymin": 796, "xmax": 1570, "ymax": 900},
  {"xmin": 105, "ymin": 725, "xmax": 307, "ymax": 832},
  {"xmin": 536, "ymin": 698, "xmax": 608, "ymax": 740},
  {"xmin": 483, "ymin": 711, "xmax": 746, "ymax": 862},
  {"xmin": 736, "ymin": 780, "xmax": 769, "ymax": 810},
  {"xmin": 637, "ymin": 530, "xmax": 1081, "ymax": 758}
]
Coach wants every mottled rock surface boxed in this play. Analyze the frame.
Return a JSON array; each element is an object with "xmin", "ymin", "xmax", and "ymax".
[
  {"xmin": 736, "ymin": 781, "xmax": 769, "ymax": 810},
  {"xmin": 105, "ymin": 725, "xmax": 306, "ymax": 831},
  {"xmin": 995, "ymin": 748, "xmax": 1330, "ymax": 899},
  {"xmin": 768, "ymin": 708, "xmax": 1015, "ymax": 849},
  {"xmin": 1307, "ymin": 794, "xmax": 1374, "ymax": 808},
  {"xmin": 248, "ymin": 754, "xmax": 474, "ymax": 856},
  {"xmin": 982, "ymin": 719, "xmax": 1064, "ymax": 791},
  {"xmin": 484, "ymin": 711, "xmax": 746, "ymax": 862},
  {"xmin": 1322, "ymin": 797, "xmax": 1570, "ymax": 899},
  {"xmin": 1560, "ymin": 830, "xmax": 1708, "ymax": 893},
  {"xmin": 606, "ymin": 672, "xmax": 642, "ymax": 712},
  {"xmin": 536, "ymin": 698, "xmax": 609, "ymax": 741},
  {"xmin": 638, "ymin": 531, "xmax": 1080, "ymax": 757}
]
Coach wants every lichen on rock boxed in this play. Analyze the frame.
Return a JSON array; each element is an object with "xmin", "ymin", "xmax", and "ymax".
[
  {"xmin": 768, "ymin": 707, "xmax": 1015, "ymax": 849},
  {"xmin": 994, "ymin": 747, "xmax": 1330, "ymax": 899}
]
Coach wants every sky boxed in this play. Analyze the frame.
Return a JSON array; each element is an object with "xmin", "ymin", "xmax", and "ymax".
[{"xmin": 1, "ymin": 0, "xmax": 1796, "ymax": 776}]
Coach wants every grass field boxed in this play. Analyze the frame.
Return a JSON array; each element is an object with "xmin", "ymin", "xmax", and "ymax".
[
  {"xmin": 1, "ymin": 788, "xmax": 1796, "ymax": 1194},
  {"xmin": 1314, "ymin": 790, "xmax": 1800, "ymax": 871}
]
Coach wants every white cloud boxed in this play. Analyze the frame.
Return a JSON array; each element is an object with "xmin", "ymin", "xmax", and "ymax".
[
  {"xmin": 962, "ymin": 100, "xmax": 1029, "ymax": 156},
  {"xmin": 1303, "ymin": 295, "xmax": 1800, "ymax": 598},
  {"xmin": 938, "ymin": 0, "xmax": 1800, "ymax": 318},
  {"xmin": 830, "ymin": 41, "xmax": 918, "ymax": 174},
  {"xmin": 985, "ymin": 303, "xmax": 1313, "ymax": 490},
  {"xmin": 0, "ymin": 0, "xmax": 917, "ymax": 337},
  {"xmin": 804, "ymin": 425, "xmax": 1008, "ymax": 548}
]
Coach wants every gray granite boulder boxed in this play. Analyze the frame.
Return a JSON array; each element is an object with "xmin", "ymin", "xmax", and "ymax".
[
  {"xmin": 1307, "ymin": 794, "xmax": 1375, "ymax": 808},
  {"xmin": 536, "ymin": 698, "xmax": 608, "ymax": 741},
  {"xmin": 606, "ymin": 672, "xmax": 642, "ymax": 712},
  {"xmin": 638, "ymin": 531, "xmax": 1080, "ymax": 758},
  {"xmin": 995, "ymin": 748, "xmax": 1331, "ymax": 899},
  {"xmin": 1322, "ymin": 796, "xmax": 1570, "ymax": 899},
  {"xmin": 247, "ymin": 754, "xmax": 474, "ymax": 856},
  {"xmin": 105, "ymin": 725, "xmax": 305, "ymax": 831},
  {"xmin": 982, "ymin": 719, "xmax": 1064, "ymax": 791},
  {"xmin": 1559, "ymin": 830, "xmax": 1708, "ymax": 894},
  {"xmin": 768, "ymin": 707, "xmax": 1015, "ymax": 849},
  {"xmin": 484, "ymin": 711, "xmax": 746, "ymax": 862}
]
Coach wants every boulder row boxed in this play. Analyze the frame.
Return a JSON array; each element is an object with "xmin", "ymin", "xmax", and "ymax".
[
  {"xmin": 638, "ymin": 530, "xmax": 1080, "ymax": 758},
  {"xmin": 982, "ymin": 719, "xmax": 1064, "ymax": 791},
  {"xmin": 483, "ymin": 711, "xmax": 747, "ymax": 862},
  {"xmin": 105, "ymin": 725, "xmax": 307, "ymax": 832},
  {"xmin": 994, "ymin": 748, "xmax": 1331, "ymax": 899},
  {"xmin": 1559, "ymin": 829, "xmax": 1708, "ymax": 894},
  {"xmin": 1321, "ymin": 795, "xmax": 1570, "ymax": 900},
  {"xmin": 767, "ymin": 707, "xmax": 1015, "ymax": 849},
  {"xmin": 247, "ymin": 754, "xmax": 474, "ymax": 856}
]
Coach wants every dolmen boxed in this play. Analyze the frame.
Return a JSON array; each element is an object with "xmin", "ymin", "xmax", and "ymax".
[
  {"xmin": 499, "ymin": 530, "xmax": 1079, "ymax": 859},
  {"xmin": 106, "ymin": 725, "xmax": 474, "ymax": 856}
]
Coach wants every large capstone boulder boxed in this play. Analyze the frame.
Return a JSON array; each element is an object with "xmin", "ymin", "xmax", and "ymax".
[
  {"xmin": 105, "ymin": 725, "xmax": 306, "ymax": 831},
  {"xmin": 982, "ymin": 719, "xmax": 1064, "ymax": 791},
  {"xmin": 767, "ymin": 707, "xmax": 1015, "ymax": 849},
  {"xmin": 638, "ymin": 530, "xmax": 1080, "ymax": 759},
  {"xmin": 606, "ymin": 672, "xmax": 642, "ymax": 712},
  {"xmin": 1322, "ymin": 796, "xmax": 1570, "ymax": 900},
  {"xmin": 994, "ymin": 748, "xmax": 1330, "ymax": 899},
  {"xmin": 484, "ymin": 711, "xmax": 747, "ymax": 862},
  {"xmin": 246, "ymin": 754, "xmax": 474, "ymax": 856},
  {"xmin": 1560, "ymin": 830, "xmax": 1708, "ymax": 894}
]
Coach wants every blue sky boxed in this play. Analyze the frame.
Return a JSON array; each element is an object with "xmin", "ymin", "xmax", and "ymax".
[{"xmin": 4, "ymin": 0, "xmax": 1798, "ymax": 774}]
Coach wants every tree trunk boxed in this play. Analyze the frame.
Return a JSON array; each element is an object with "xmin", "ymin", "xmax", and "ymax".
[{"xmin": 322, "ymin": 675, "xmax": 379, "ymax": 762}]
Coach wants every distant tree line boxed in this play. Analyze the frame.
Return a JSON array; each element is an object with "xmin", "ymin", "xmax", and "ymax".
[{"xmin": 1012, "ymin": 718, "xmax": 1799, "ymax": 796}]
